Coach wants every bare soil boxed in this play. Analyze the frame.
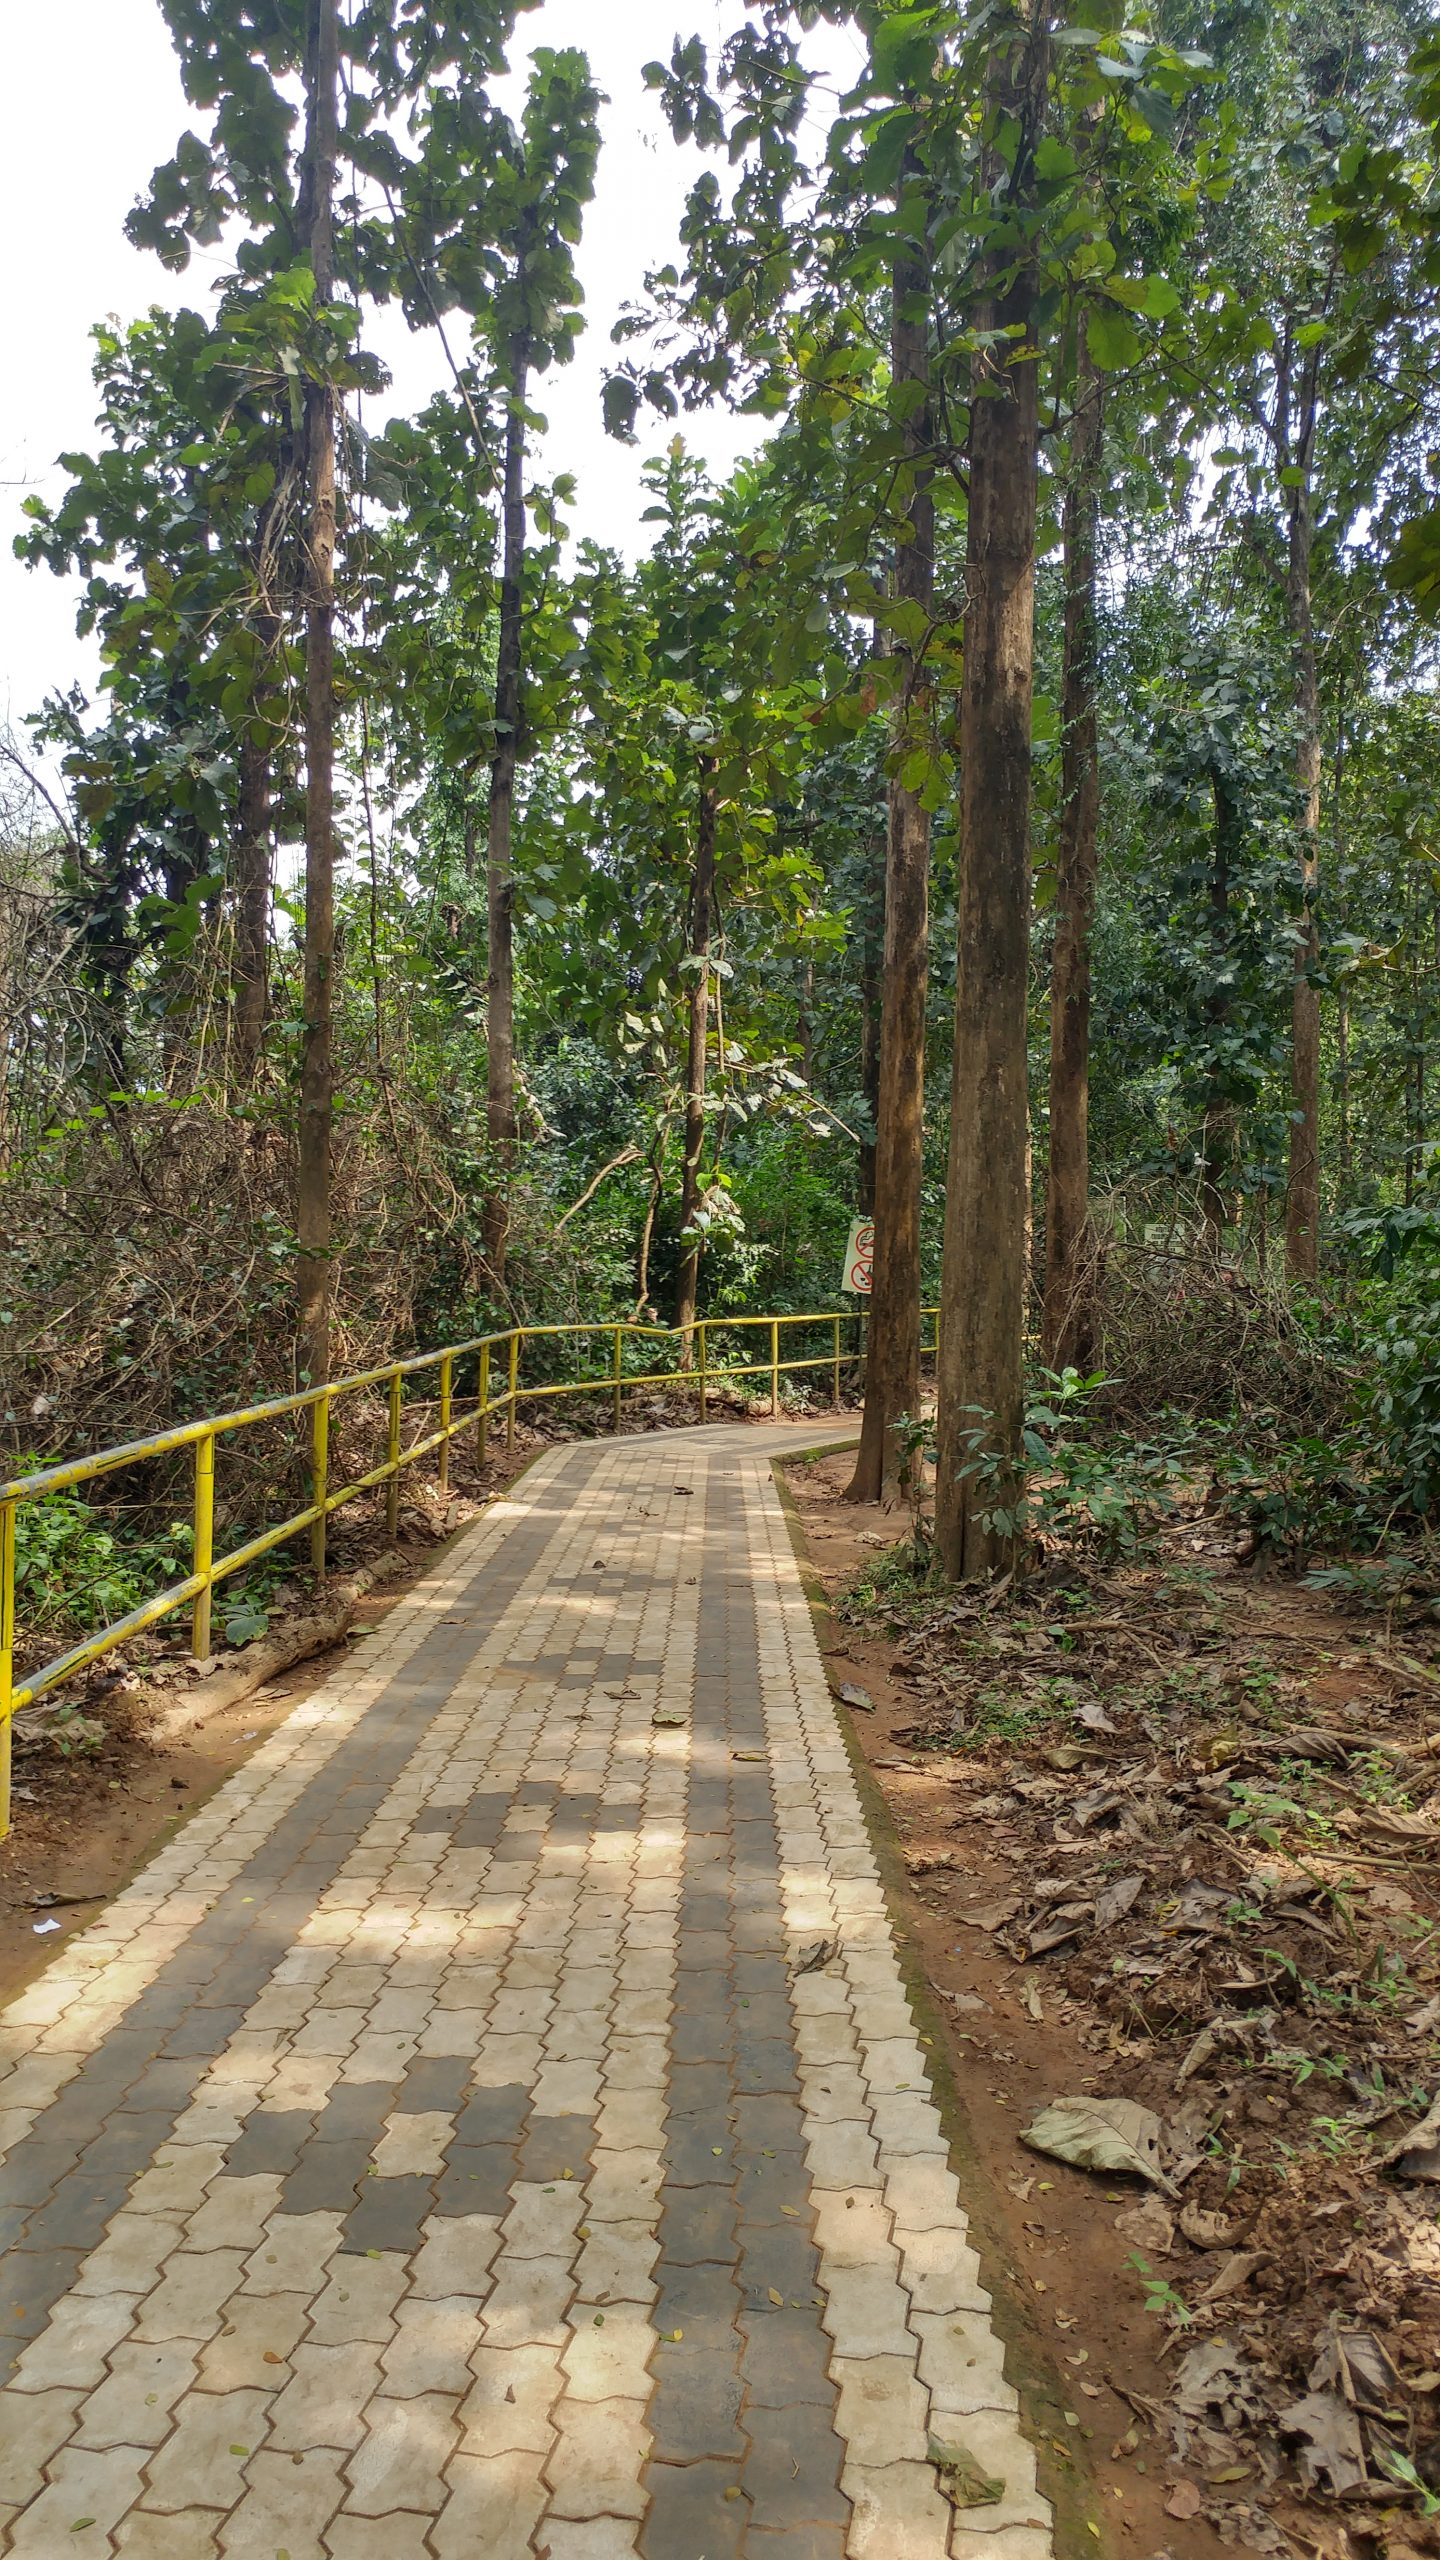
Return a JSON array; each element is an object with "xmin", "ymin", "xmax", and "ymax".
[{"xmin": 783, "ymin": 1445, "xmax": 1440, "ymax": 2560}]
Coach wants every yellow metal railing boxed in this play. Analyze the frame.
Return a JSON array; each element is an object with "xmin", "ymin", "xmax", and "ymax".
[{"xmin": 0, "ymin": 1304, "xmax": 941, "ymax": 1841}]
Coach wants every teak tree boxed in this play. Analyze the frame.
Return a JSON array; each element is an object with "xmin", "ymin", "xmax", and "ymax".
[{"xmin": 934, "ymin": 3, "xmax": 1051, "ymax": 1581}]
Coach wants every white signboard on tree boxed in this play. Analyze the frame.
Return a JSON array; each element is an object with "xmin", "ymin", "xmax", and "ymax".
[{"xmin": 842, "ymin": 1216, "xmax": 874, "ymax": 1295}]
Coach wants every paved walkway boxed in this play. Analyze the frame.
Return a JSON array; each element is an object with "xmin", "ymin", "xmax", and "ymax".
[{"xmin": 0, "ymin": 1425, "xmax": 1052, "ymax": 2558}]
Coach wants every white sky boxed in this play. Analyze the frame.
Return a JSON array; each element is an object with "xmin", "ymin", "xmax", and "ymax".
[{"xmin": 0, "ymin": 0, "xmax": 864, "ymax": 744}]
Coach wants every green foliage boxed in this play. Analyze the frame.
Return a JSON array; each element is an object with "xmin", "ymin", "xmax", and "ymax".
[
  {"xmin": 954, "ymin": 1368, "xmax": 1180, "ymax": 1567},
  {"xmin": 11, "ymin": 1473, "xmax": 192, "ymax": 1640}
]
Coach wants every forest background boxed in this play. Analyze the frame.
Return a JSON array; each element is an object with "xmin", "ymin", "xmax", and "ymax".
[{"xmin": 6, "ymin": 0, "xmax": 1440, "ymax": 1612}]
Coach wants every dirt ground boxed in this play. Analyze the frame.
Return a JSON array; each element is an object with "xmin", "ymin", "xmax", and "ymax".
[{"xmin": 782, "ymin": 1445, "xmax": 1440, "ymax": 2560}]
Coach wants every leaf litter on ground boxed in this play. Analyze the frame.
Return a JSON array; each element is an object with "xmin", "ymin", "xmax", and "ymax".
[{"xmin": 830, "ymin": 1495, "xmax": 1440, "ymax": 2524}]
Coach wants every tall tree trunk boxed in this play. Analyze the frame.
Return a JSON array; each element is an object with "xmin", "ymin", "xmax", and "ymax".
[
  {"xmin": 1337, "ymin": 982, "xmax": 1350, "ymax": 1186},
  {"xmin": 934, "ymin": 8, "xmax": 1048, "ymax": 1580},
  {"xmin": 857, "ymin": 831, "xmax": 883, "ymax": 1217},
  {"xmin": 482, "ymin": 346, "xmax": 529, "ymax": 1290},
  {"xmin": 295, "ymin": 0, "xmax": 339, "ymax": 1391},
  {"xmin": 1042, "ymin": 352, "xmax": 1102, "ymax": 1374},
  {"xmin": 797, "ymin": 958, "xmax": 816, "ymax": 1088},
  {"xmin": 848, "ymin": 166, "xmax": 933, "ymax": 1506},
  {"xmin": 1200, "ymin": 774, "xmax": 1238, "ymax": 1253},
  {"xmin": 233, "ymin": 730, "xmax": 271, "ymax": 1080},
  {"xmin": 674, "ymin": 762, "xmax": 718, "ymax": 1350},
  {"xmin": 1333, "ymin": 697, "xmax": 1349, "ymax": 1194},
  {"xmin": 1284, "ymin": 352, "xmax": 1323, "ymax": 1280}
]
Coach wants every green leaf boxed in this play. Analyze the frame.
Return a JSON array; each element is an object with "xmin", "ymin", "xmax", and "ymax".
[
  {"xmin": 1086, "ymin": 305, "xmax": 1142, "ymax": 372},
  {"xmin": 223, "ymin": 1604, "xmax": 270, "ymax": 1648}
]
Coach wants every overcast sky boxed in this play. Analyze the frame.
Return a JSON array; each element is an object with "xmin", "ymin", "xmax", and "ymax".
[{"xmin": 0, "ymin": 0, "xmax": 863, "ymax": 746}]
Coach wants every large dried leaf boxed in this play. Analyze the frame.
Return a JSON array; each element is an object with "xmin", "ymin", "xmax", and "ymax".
[
  {"xmin": 1277, "ymin": 2389, "xmax": 1367, "ymax": 2494},
  {"xmin": 1178, "ymin": 2203, "xmax": 1236, "ymax": 2251},
  {"xmin": 1172, "ymin": 2336, "xmax": 1265, "ymax": 2427},
  {"xmin": 927, "ymin": 2434, "xmax": 1005, "ymax": 2508},
  {"xmin": 1377, "ymin": 2094, "xmax": 1440, "ymax": 2180},
  {"xmin": 1025, "ymin": 1902, "xmax": 1093, "ymax": 1956},
  {"xmin": 1022, "ymin": 2096, "xmax": 1176, "ymax": 2194},
  {"xmin": 1114, "ymin": 2195, "xmax": 1175, "ymax": 2255},
  {"xmin": 1094, "ymin": 1873, "xmax": 1145, "ymax": 1930},
  {"xmin": 956, "ymin": 1897, "xmax": 1022, "ymax": 1932},
  {"xmin": 1309, "ymin": 2321, "xmax": 1404, "ymax": 2417}
]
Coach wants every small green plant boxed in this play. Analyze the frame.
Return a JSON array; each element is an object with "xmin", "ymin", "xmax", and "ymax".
[
  {"xmin": 1126, "ymin": 2254, "xmax": 1193, "ymax": 2328},
  {"xmin": 221, "ymin": 1598, "xmax": 271, "ymax": 1647},
  {"xmin": 953, "ymin": 1369, "xmax": 1180, "ymax": 1567},
  {"xmin": 1350, "ymin": 1750, "xmax": 1414, "ymax": 1811},
  {"xmin": 957, "ymin": 1681, "xmax": 1070, "ymax": 1750},
  {"xmin": 1378, "ymin": 2449, "xmax": 1440, "ymax": 2517},
  {"xmin": 1225, "ymin": 1779, "xmax": 1337, "ymax": 1850}
]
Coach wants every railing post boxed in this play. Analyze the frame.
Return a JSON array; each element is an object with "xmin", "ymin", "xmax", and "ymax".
[
  {"xmin": 438, "ymin": 1353, "xmax": 453, "ymax": 1496},
  {"xmin": 311, "ymin": 1391, "xmax": 330, "ymax": 1582},
  {"xmin": 191, "ymin": 1431, "xmax": 215, "ymax": 1659},
  {"xmin": 0, "ymin": 1500, "xmax": 15, "ymax": 1845},
  {"xmin": 507, "ymin": 1332, "xmax": 519, "ymax": 1451},
  {"xmin": 770, "ymin": 1318, "xmax": 780, "ymax": 1418},
  {"xmin": 477, "ymin": 1343, "xmax": 490, "ymax": 1469},
  {"xmin": 385, "ymin": 1367, "xmax": 403, "ymax": 1540},
  {"xmin": 612, "ymin": 1325, "xmax": 623, "ymax": 1434},
  {"xmin": 833, "ymin": 1315, "xmax": 842, "ymax": 1412},
  {"xmin": 698, "ymin": 1321, "xmax": 708, "ymax": 1423}
]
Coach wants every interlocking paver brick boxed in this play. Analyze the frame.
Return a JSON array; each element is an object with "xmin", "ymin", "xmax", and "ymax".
[
  {"xmin": 146, "ymin": 2385, "xmax": 272, "ymax": 2509},
  {"xmin": 75, "ymin": 2338, "xmax": 197, "ymax": 2447},
  {"xmin": 0, "ymin": 2381, "xmax": 81, "ymax": 2500},
  {"xmin": 216, "ymin": 2444, "xmax": 346, "ymax": 2555},
  {"xmin": 430, "ymin": 2451, "xmax": 549, "ymax": 2560},
  {"xmin": 640, "ymin": 2456, "xmax": 747, "ymax": 2558},
  {"xmin": 197, "ymin": 2288, "xmax": 310, "ymax": 2389},
  {"xmin": 459, "ymin": 2341, "xmax": 562, "ymax": 2453},
  {"xmin": 343, "ymin": 2388, "xmax": 459, "ymax": 2515},
  {"xmin": 8, "ymin": 2442, "xmax": 152, "ymax": 2553},
  {"xmin": 0, "ymin": 1427, "xmax": 1053, "ymax": 2559},
  {"xmin": 545, "ymin": 2394, "xmax": 651, "ymax": 2521}
]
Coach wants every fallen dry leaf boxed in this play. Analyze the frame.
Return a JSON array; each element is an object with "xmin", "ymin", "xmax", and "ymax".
[
  {"xmin": 1377, "ymin": 2094, "xmax": 1440, "ymax": 2180},
  {"xmin": 835, "ymin": 1681, "xmax": 876, "ymax": 1711},
  {"xmin": 957, "ymin": 1897, "xmax": 1022, "ymax": 1932},
  {"xmin": 1276, "ymin": 2389, "xmax": 1367, "ymax": 2494},
  {"xmin": 927, "ymin": 2434, "xmax": 1005, "ymax": 2508},
  {"xmin": 1022, "ymin": 2096, "xmax": 1176, "ymax": 2194},
  {"xmin": 1165, "ymin": 2480, "xmax": 1203, "ymax": 2521},
  {"xmin": 1178, "ymin": 2203, "xmax": 1236, "ymax": 2251},
  {"xmin": 1114, "ymin": 2195, "xmax": 1175, "ymax": 2256},
  {"xmin": 1200, "ymin": 2252, "xmax": 1267, "ymax": 2304},
  {"xmin": 1094, "ymin": 1874, "xmax": 1145, "ymax": 1930}
]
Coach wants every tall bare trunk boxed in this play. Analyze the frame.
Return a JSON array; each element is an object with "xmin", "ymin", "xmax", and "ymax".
[
  {"xmin": 295, "ymin": 0, "xmax": 339, "ymax": 1390},
  {"xmin": 797, "ymin": 959, "xmax": 816, "ymax": 1088},
  {"xmin": 1284, "ymin": 350, "xmax": 1322, "ymax": 1280},
  {"xmin": 934, "ymin": 9, "xmax": 1048, "ymax": 1580},
  {"xmin": 674, "ymin": 764, "xmax": 718, "ymax": 1350},
  {"xmin": 1200, "ymin": 774, "xmax": 1238, "ymax": 1253},
  {"xmin": 1042, "ymin": 353, "xmax": 1102, "ymax": 1375},
  {"xmin": 849, "ymin": 171, "xmax": 933, "ymax": 1506},
  {"xmin": 233, "ymin": 730, "xmax": 271, "ymax": 1080},
  {"xmin": 482, "ymin": 350, "xmax": 529, "ymax": 1289},
  {"xmin": 857, "ymin": 834, "xmax": 883, "ymax": 1217}
]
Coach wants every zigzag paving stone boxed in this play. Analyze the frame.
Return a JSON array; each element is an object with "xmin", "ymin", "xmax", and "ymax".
[{"xmin": 0, "ymin": 1425, "xmax": 1052, "ymax": 2558}]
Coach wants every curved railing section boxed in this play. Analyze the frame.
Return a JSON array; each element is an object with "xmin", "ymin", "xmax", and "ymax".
[{"xmin": 0, "ymin": 1306, "xmax": 939, "ymax": 1838}]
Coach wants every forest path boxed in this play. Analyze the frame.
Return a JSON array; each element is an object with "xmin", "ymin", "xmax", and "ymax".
[{"xmin": 0, "ymin": 1422, "xmax": 1052, "ymax": 2559}]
